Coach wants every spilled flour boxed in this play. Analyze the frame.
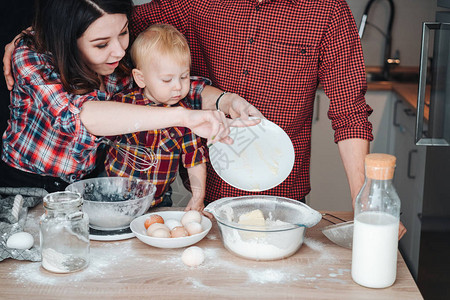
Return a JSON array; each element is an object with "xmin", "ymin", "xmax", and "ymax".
[
  {"xmin": 11, "ymin": 240, "xmax": 138, "ymax": 285},
  {"xmin": 10, "ymin": 209, "xmax": 351, "ymax": 292},
  {"xmin": 11, "ymin": 236, "xmax": 350, "ymax": 289}
]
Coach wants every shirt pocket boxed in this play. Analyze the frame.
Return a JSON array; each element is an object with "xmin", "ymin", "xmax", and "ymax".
[
  {"xmin": 159, "ymin": 128, "xmax": 182, "ymax": 153},
  {"xmin": 269, "ymin": 43, "xmax": 319, "ymax": 76}
]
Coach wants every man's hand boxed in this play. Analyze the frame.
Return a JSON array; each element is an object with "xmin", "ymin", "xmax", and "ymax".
[
  {"xmin": 3, "ymin": 40, "xmax": 16, "ymax": 90},
  {"xmin": 398, "ymin": 221, "xmax": 407, "ymax": 240},
  {"xmin": 218, "ymin": 92, "xmax": 264, "ymax": 120},
  {"xmin": 3, "ymin": 28, "xmax": 31, "ymax": 90}
]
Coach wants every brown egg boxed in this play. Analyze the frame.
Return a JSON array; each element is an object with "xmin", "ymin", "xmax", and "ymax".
[
  {"xmin": 170, "ymin": 226, "xmax": 189, "ymax": 238},
  {"xmin": 144, "ymin": 214, "xmax": 164, "ymax": 229}
]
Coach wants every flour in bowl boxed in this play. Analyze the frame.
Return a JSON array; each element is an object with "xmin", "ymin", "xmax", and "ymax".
[{"xmin": 220, "ymin": 209, "xmax": 305, "ymax": 260}]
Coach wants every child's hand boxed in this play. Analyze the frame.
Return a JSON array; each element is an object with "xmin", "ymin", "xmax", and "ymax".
[{"xmin": 185, "ymin": 197, "xmax": 212, "ymax": 219}]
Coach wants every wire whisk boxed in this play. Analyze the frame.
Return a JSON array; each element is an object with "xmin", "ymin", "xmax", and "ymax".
[{"xmin": 100, "ymin": 137, "xmax": 157, "ymax": 172}]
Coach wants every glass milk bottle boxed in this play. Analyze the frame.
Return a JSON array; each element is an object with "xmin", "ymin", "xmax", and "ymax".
[
  {"xmin": 40, "ymin": 191, "xmax": 90, "ymax": 273},
  {"xmin": 351, "ymin": 153, "xmax": 401, "ymax": 288}
]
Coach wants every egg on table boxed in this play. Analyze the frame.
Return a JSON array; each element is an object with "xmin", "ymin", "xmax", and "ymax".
[
  {"xmin": 181, "ymin": 246, "xmax": 205, "ymax": 266},
  {"xmin": 6, "ymin": 232, "xmax": 34, "ymax": 250}
]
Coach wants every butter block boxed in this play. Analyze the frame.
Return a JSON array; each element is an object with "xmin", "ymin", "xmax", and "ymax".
[{"xmin": 238, "ymin": 209, "xmax": 266, "ymax": 239}]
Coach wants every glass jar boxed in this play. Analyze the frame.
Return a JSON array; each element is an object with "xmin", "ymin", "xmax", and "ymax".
[
  {"xmin": 40, "ymin": 191, "xmax": 90, "ymax": 273},
  {"xmin": 351, "ymin": 153, "xmax": 401, "ymax": 288}
]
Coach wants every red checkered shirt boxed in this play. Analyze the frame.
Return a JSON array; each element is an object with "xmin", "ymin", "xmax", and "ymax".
[
  {"xmin": 131, "ymin": 0, "xmax": 373, "ymax": 202},
  {"xmin": 105, "ymin": 78, "xmax": 209, "ymax": 206},
  {"xmin": 2, "ymin": 39, "xmax": 133, "ymax": 182}
]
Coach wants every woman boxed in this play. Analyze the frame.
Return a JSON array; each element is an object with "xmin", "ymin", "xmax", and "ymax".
[{"xmin": 0, "ymin": 0, "xmax": 260, "ymax": 192}]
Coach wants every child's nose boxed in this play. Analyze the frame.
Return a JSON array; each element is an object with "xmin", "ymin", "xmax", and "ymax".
[{"xmin": 173, "ymin": 80, "xmax": 182, "ymax": 90}]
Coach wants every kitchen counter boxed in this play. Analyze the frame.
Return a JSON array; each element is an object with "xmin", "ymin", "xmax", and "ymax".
[
  {"xmin": 368, "ymin": 81, "xmax": 430, "ymax": 120},
  {"xmin": 0, "ymin": 207, "xmax": 423, "ymax": 299}
]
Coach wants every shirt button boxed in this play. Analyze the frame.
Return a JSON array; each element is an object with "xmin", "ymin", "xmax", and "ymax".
[
  {"xmin": 249, "ymin": 38, "xmax": 254, "ymax": 44},
  {"xmin": 300, "ymin": 49, "xmax": 307, "ymax": 54},
  {"xmin": 243, "ymin": 70, "xmax": 249, "ymax": 75},
  {"xmin": 170, "ymin": 133, "xmax": 175, "ymax": 137}
]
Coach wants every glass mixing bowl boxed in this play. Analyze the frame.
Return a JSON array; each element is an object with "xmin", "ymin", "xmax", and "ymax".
[
  {"xmin": 66, "ymin": 177, "xmax": 156, "ymax": 231},
  {"xmin": 205, "ymin": 195, "xmax": 322, "ymax": 260}
]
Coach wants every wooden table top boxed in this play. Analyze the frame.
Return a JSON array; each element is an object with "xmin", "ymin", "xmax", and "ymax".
[{"xmin": 0, "ymin": 207, "xmax": 423, "ymax": 300}]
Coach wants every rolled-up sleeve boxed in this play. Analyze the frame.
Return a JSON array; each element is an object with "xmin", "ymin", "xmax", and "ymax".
[{"xmin": 318, "ymin": 2, "xmax": 373, "ymax": 143}]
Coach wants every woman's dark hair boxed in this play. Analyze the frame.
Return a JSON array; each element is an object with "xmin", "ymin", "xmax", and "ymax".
[{"xmin": 24, "ymin": 0, "xmax": 133, "ymax": 94}]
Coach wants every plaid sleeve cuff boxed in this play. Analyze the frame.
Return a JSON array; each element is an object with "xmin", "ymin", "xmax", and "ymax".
[
  {"xmin": 70, "ymin": 109, "xmax": 99, "ymax": 163},
  {"xmin": 182, "ymin": 145, "xmax": 208, "ymax": 168}
]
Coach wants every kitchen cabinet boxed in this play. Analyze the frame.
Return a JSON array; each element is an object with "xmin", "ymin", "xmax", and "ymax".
[
  {"xmin": 391, "ymin": 96, "xmax": 426, "ymax": 279},
  {"xmin": 308, "ymin": 90, "xmax": 394, "ymax": 211},
  {"xmin": 378, "ymin": 84, "xmax": 450, "ymax": 298}
]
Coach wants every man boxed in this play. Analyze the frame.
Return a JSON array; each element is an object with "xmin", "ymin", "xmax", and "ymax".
[{"xmin": 130, "ymin": 0, "xmax": 372, "ymax": 207}]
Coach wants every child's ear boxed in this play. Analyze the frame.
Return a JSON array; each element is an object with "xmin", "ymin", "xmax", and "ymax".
[{"xmin": 132, "ymin": 68, "xmax": 146, "ymax": 88}]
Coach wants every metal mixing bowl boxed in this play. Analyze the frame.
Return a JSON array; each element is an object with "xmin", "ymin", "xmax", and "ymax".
[
  {"xmin": 205, "ymin": 195, "xmax": 322, "ymax": 261},
  {"xmin": 66, "ymin": 177, "xmax": 156, "ymax": 231}
]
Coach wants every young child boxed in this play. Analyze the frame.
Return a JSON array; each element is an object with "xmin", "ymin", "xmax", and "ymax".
[{"xmin": 104, "ymin": 24, "xmax": 208, "ymax": 211}]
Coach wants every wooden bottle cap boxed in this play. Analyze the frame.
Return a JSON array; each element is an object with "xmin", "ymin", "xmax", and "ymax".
[{"xmin": 365, "ymin": 153, "xmax": 396, "ymax": 180}]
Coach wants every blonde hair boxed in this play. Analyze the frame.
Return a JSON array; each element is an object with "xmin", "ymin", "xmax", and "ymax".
[{"xmin": 131, "ymin": 23, "xmax": 191, "ymax": 69}]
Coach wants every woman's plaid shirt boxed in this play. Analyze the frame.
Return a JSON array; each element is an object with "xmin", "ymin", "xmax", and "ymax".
[{"xmin": 2, "ymin": 39, "xmax": 132, "ymax": 182}]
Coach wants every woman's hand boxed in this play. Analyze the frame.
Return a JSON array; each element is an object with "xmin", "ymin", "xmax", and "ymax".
[{"xmin": 184, "ymin": 109, "xmax": 260, "ymax": 146}]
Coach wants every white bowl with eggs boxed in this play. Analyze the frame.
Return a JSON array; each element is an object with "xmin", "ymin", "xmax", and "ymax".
[{"xmin": 130, "ymin": 211, "xmax": 212, "ymax": 249}]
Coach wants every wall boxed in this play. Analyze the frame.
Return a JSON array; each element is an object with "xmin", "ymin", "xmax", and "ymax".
[{"xmin": 348, "ymin": 0, "xmax": 437, "ymax": 67}]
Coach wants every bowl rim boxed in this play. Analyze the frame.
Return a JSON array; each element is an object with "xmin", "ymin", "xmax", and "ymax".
[
  {"xmin": 65, "ymin": 177, "xmax": 156, "ymax": 204},
  {"xmin": 205, "ymin": 195, "xmax": 322, "ymax": 231},
  {"xmin": 214, "ymin": 218, "xmax": 305, "ymax": 232}
]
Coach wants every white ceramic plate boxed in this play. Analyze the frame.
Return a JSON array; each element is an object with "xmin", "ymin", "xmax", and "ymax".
[
  {"xmin": 209, "ymin": 118, "xmax": 295, "ymax": 191},
  {"xmin": 130, "ymin": 211, "xmax": 212, "ymax": 249}
]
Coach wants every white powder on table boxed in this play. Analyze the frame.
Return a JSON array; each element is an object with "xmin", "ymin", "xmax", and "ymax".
[
  {"xmin": 11, "ymin": 240, "xmax": 138, "ymax": 285},
  {"xmin": 247, "ymin": 269, "xmax": 288, "ymax": 284},
  {"xmin": 12, "ymin": 209, "xmax": 349, "ymax": 289}
]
